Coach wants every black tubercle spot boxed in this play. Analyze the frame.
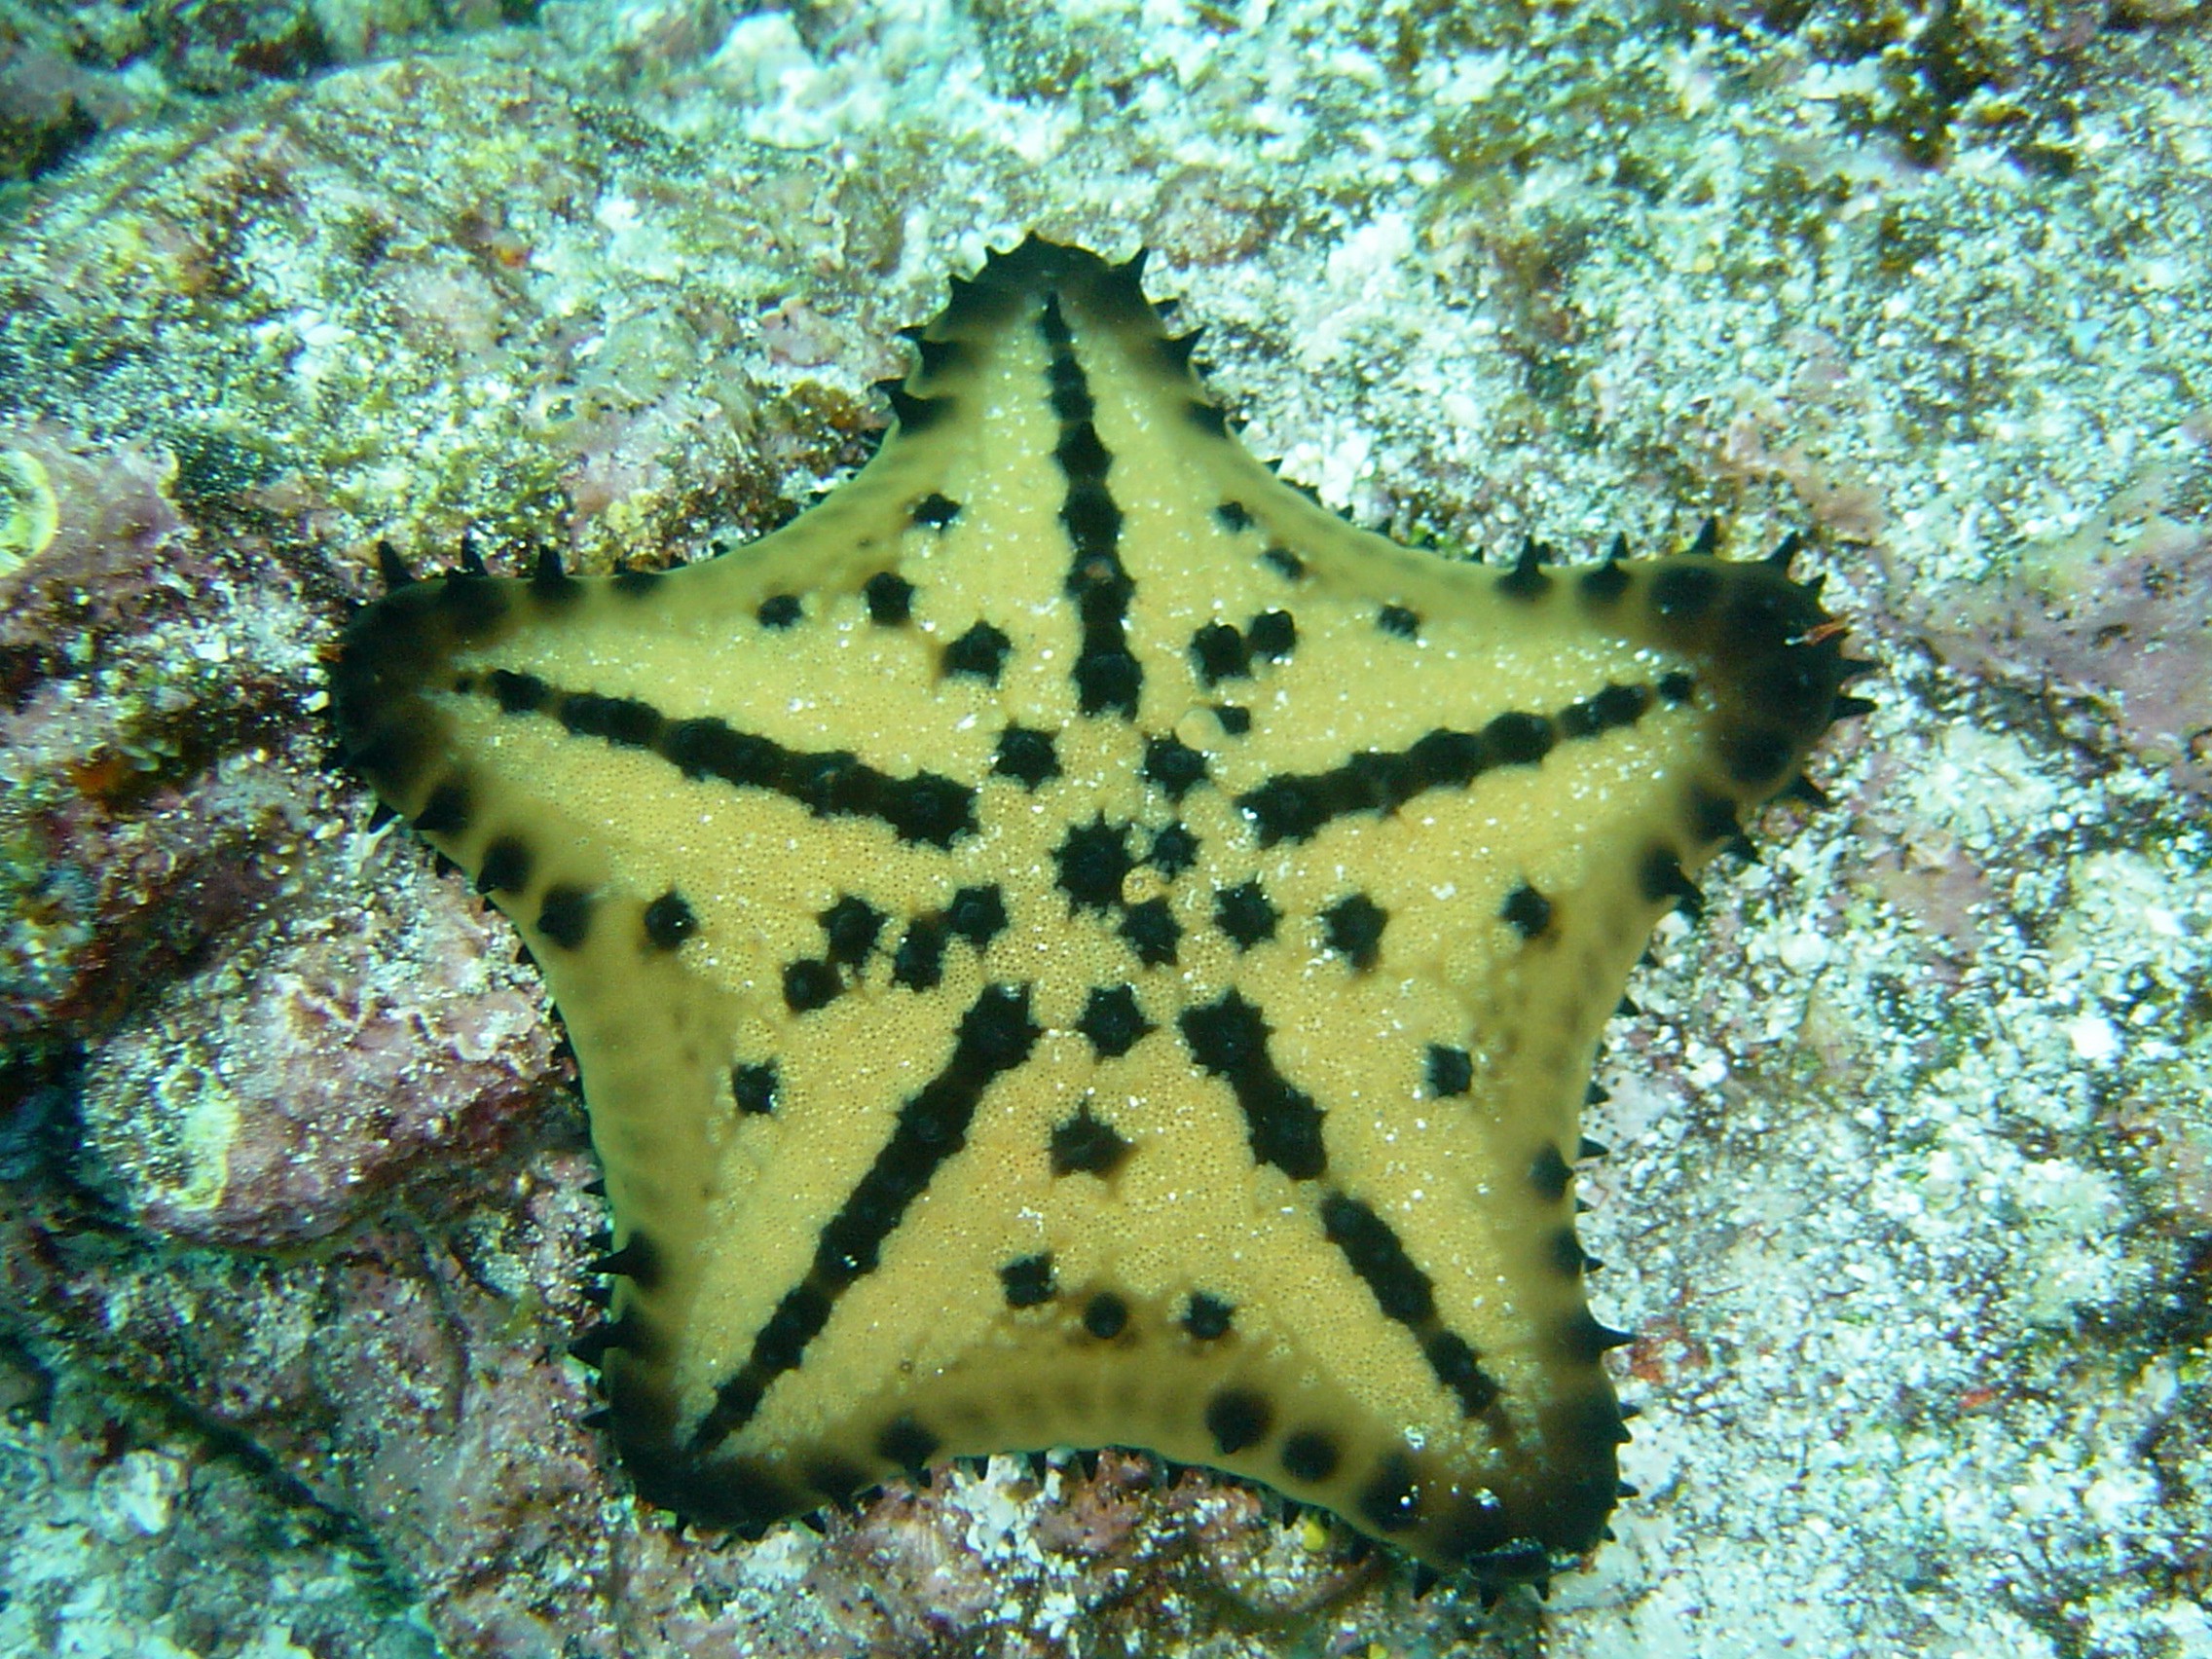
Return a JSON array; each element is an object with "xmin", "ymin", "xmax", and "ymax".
[
  {"xmin": 1083, "ymin": 1293, "xmax": 1129, "ymax": 1340},
  {"xmin": 994, "ymin": 725, "xmax": 1061, "ymax": 789},
  {"xmin": 1281, "ymin": 1431, "xmax": 1339, "ymax": 1483},
  {"xmin": 1000, "ymin": 1252, "xmax": 1055, "ymax": 1309},
  {"xmin": 1560, "ymin": 1309, "xmax": 1635, "ymax": 1363},
  {"xmin": 757, "ymin": 594, "xmax": 802, "ymax": 629},
  {"xmin": 783, "ymin": 958, "xmax": 841, "ymax": 1013},
  {"xmin": 1582, "ymin": 555, "xmax": 1629, "ymax": 604},
  {"xmin": 1378, "ymin": 604, "xmax": 1419, "ymax": 638},
  {"xmin": 1141, "ymin": 734, "xmax": 1208, "ymax": 799},
  {"xmin": 1150, "ymin": 823, "xmax": 1199, "ymax": 878},
  {"xmin": 864, "ymin": 571, "xmax": 915, "ymax": 624},
  {"xmin": 1078, "ymin": 984, "xmax": 1153, "ymax": 1059},
  {"xmin": 1498, "ymin": 539, "xmax": 1550, "ymax": 601},
  {"xmin": 643, "ymin": 890, "xmax": 699, "ymax": 950},
  {"xmin": 947, "ymin": 885, "xmax": 1009, "ymax": 948},
  {"xmin": 733, "ymin": 1062, "xmax": 778, "ymax": 1115},
  {"xmin": 414, "ymin": 781, "xmax": 469, "ymax": 836},
  {"xmin": 1639, "ymin": 847, "xmax": 1702, "ymax": 917},
  {"xmin": 820, "ymin": 895, "xmax": 886, "ymax": 966},
  {"xmin": 1054, "ymin": 816, "xmax": 1133, "ymax": 911},
  {"xmin": 475, "ymin": 836, "xmax": 531, "ymax": 895},
  {"xmin": 944, "ymin": 621, "xmax": 1012, "ymax": 682},
  {"xmin": 1051, "ymin": 1103, "xmax": 1133, "ymax": 1177},
  {"xmin": 911, "ymin": 493, "xmax": 961, "ymax": 529},
  {"xmin": 538, "ymin": 886, "xmax": 592, "ymax": 949},
  {"xmin": 1215, "ymin": 881, "xmax": 1278, "ymax": 950},
  {"xmin": 891, "ymin": 918, "xmax": 947, "ymax": 990},
  {"xmin": 877, "ymin": 1415, "xmax": 939, "ymax": 1472},
  {"xmin": 1205, "ymin": 1388, "xmax": 1271, "ymax": 1455},
  {"xmin": 1321, "ymin": 894, "xmax": 1387, "ymax": 972},
  {"xmin": 1182, "ymin": 1292, "xmax": 1234, "ymax": 1340},
  {"xmin": 1658, "ymin": 670, "xmax": 1695, "ymax": 704},
  {"xmin": 1500, "ymin": 883, "xmax": 1553, "ymax": 940},
  {"xmin": 1261, "ymin": 546, "xmax": 1306, "ymax": 580},
  {"xmin": 1651, "ymin": 564, "xmax": 1718, "ymax": 622},
  {"xmin": 1358, "ymin": 1454, "xmax": 1423, "ymax": 1532},
  {"xmin": 1426, "ymin": 1045, "xmax": 1473, "ymax": 1097},
  {"xmin": 1214, "ymin": 704, "xmax": 1251, "ymax": 735},
  {"xmin": 1189, "ymin": 622, "xmax": 1250, "ymax": 686},
  {"xmin": 1245, "ymin": 609, "xmax": 1296, "ymax": 659},
  {"xmin": 1180, "ymin": 990, "xmax": 1325, "ymax": 1180},
  {"xmin": 1214, "ymin": 500, "xmax": 1253, "ymax": 532},
  {"xmin": 1118, "ymin": 898, "xmax": 1180, "ymax": 967},
  {"xmin": 1530, "ymin": 1143, "xmax": 1573, "ymax": 1201}
]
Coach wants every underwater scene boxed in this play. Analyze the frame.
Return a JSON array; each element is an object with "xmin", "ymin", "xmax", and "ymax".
[{"xmin": 0, "ymin": 1, "xmax": 2206, "ymax": 1656}]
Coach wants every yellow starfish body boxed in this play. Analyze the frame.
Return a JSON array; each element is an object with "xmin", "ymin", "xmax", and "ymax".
[{"xmin": 332, "ymin": 238, "xmax": 1857, "ymax": 1581}]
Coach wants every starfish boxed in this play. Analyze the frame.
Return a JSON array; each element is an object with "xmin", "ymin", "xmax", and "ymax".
[{"xmin": 331, "ymin": 237, "xmax": 1862, "ymax": 1584}]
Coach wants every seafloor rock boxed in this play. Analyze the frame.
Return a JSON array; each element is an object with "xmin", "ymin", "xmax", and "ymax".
[{"xmin": 1, "ymin": 2, "xmax": 2207, "ymax": 1656}]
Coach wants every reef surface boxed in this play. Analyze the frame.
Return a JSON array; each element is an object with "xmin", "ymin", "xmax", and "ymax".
[{"xmin": 1, "ymin": 2, "xmax": 2207, "ymax": 1656}]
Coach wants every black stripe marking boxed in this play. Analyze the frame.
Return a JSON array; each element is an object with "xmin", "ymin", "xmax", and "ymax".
[
  {"xmin": 1039, "ymin": 296, "xmax": 1141, "ymax": 718},
  {"xmin": 461, "ymin": 676, "xmax": 978, "ymax": 849},
  {"xmin": 1235, "ymin": 679, "xmax": 1667, "ymax": 847},
  {"xmin": 690, "ymin": 985, "xmax": 1041, "ymax": 1452},
  {"xmin": 1322, "ymin": 1193, "xmax": 1501, "ymax": 1417},
  {"xmin": 1179, "ymin": 990, "xmax": 1325, "ymax": 1180}
]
